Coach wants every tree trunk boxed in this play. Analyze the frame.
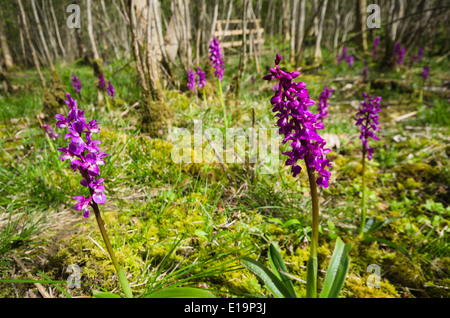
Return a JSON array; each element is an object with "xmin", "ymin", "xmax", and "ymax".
[
  {"xmin": 282, "ymin": 0, "xmax": 290, "ymax": 42},
  {"xmin": 100, "ymin": 0, "xmax": 120, "ymax": 59},
  {"xmin": 290, "ymin": 0, "xmax": 299, "ymax": 63},
  {"xmin": 382, "ymin": 0, "xmax": 399, "ymax": 68},
  {"xmin": 147, "ymin": 0, "xmax": 164, "ymax": 102},
  {"xmin": 17, "ymin": 0, "xmax": 46, "ymax": 88},
  {"xmin": 196, "ymin": 0, "xmax": 206, "ymax": 65},
  {"xmin": 295, "ymin": 0, "xmax": 306, "ymax": 66},
  {"xmin": 31, "ymin": 0, "xmax": 54, "ymax": 70},
  {"xmin": 87, "ymin": 0, "xmax": 101, "ymax": 60},
  {"xmin": 234, "ymin": 0, "xmax": 248, "ymax": 103},
  {"xmin": 354, "ymin": 0, "xmax": 368, "ymax": 52},
  {"xmin": 222, "ymin": 0, "xmax": 233, "ymax": 41},
  {"xmin": 313, "ymin": 0, "xmax": 328, "ymax": 64},
  {"xmin": 39, "ymin": 0, "xmax": 59, "ymax": 61},
  {"xmin": 333, "ymin": 0, "xmax": 340, "ymax": 49},
  {"xmin": 49, "ymin": 0, "xmax": 66, "ymax": 57},
  {"xmin": 0, "ymin": 20, "xmax": 13, "ymax": 70},
  {"xmin": 129, "ymin": 0, "xmax": 149, "ymax": 94},
  {"xmin": 210, "ymin": 0, "xmax": 219, "ymax": 42}
]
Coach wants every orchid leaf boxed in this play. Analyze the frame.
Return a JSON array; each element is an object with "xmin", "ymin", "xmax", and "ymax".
[
  {"xmin": 241, "ymin": 256, "xmax": 293, "ymax": 298},
  {"xmin": 319, "ymin": 237, "xmax": 352, "ymax": 298},
  {"xmin": 268, "ymin": 243, "xmax": 297, "ymax": 298},
  {"xmin": 144, "ymin": 287, "xmax": 215, "ymax": 298}
]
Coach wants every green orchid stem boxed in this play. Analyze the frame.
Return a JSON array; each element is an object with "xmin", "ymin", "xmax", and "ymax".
[
  {"xmin": 359, "ymin": 146, "xmax": 367, "ymax": 236},
  {"xmin": 419, "ymin": 77, "xmax": 424, "ymax": 105},
  {"xmin": 202, "ymin": 88, "xmax": 207, "ymax": 109},
  {"xmin": 45, "ymin": 134, "xmax": 56, "ymax": 154},
  {"xmin": 306, "ymin": 165, "xmax": 319, "ymax": 298},
  {"xmin": 217, "ymin": 79, "xmax": 227, "ymax": 129},
  {"xmin": 91, "ymin": 201, "xmax": 133, "ymax": 298},
  {"xmin": 105, "ymin": 96, "xmax": 112, "ymax": 113}
]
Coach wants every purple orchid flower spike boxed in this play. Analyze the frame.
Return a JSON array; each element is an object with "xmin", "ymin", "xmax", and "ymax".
[
  {"xmin": 263, "ymin": 53, "xmax": 332, "ymax": 188},
  {"xmin": 393, "ymin": 43, "xmax": 407, "ymax": 66},
  {"xmin": 41, "ymin": 122, "xmax": 60, "ymax": 141},
  {"xmin": 197, "ymin": 68, "xmax": 206, "ymax": 90},
  {"xmin": 55, "ymin": 93, "xmax": 109, "ymax": 218},
  {"xmin": 209, "ymin": 37, "xmax": 225, "ymax": 81},
  {"xmin": 421, "ymin": 64, "xmax": 430, "ymax": 80},
  {"xmin": 347, "ymin": 55, "xmax": 354, "ymax": 67},
  {"xmin": 372, "ymin": 37, "xmax": 380, "ymax": 59},
  {"xmin": 107, "ymin": 81, "xmax": 115, "ymax": 98},
  {"xmin": 72, "ymin": 75, "xmax": 82, "ymax": 94},
  {"xmin": 317, "ymin": 86, "xmax": 334, "ymax": 122},
  {"xmin": 98, "ymin": 75, "xmax": 106, "ymax": 90},
  {"xmin": 187, "ymin": 69, "xmax": 196, "ymax": 91},
  {"xmin": 354, "ymin": 94, "xmax": 382, "ymax": 161}
]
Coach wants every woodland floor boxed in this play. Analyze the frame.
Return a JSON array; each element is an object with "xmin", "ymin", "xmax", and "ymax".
[{"xmin": 0, "ymin": 49, "xmax": 449, "ymax": 298}]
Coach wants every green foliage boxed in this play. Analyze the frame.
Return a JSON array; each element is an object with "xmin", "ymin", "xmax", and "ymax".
[{"xmin": 319, "ymin": 237, "xmax": 352, "ymax": 298}]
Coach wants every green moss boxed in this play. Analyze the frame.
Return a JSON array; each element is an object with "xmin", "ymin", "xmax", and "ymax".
[
  {"xmin": 342, "ymin": 275, "xmax": 400, "ymax": 298},
  {"xmin": 167, "ymin": 90, "xmax": 191, "ymax": 112},
  {"xmin": 393, "ymin": 162, "xmax": 439, "ymax": 183},
  {"xmin": 140, "ymin": 95, "xmax": 174, "ymax": 138},
  {"xmin": 42, "ymin": 71, "xmax": 66, "ymax": 118},
  {"xmin": 92, "ymin": 59, "xmax": 105, "ymax": 78}
]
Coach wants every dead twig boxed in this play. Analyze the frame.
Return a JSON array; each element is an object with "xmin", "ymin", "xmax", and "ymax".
[{"xmin": 12, "ymin": 255, "xmax": 51, "ymax": 298}]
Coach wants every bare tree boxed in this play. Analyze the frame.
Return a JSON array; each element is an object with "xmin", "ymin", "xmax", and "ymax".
[
  {"xmin": 87, "ymin": 0, "xmax": 101, "ymax": 60},
  {"xmin": 313, "ymin": 0, "xmax": 328, "ymax": 64},
  {"xmin": 333, "ymin": 0, "xmax": 340, "ymax": 49},
  {"xmin": 17, "ymin": 0, "xmax": 45, "ymax": 88},
  {"xmin": 290, "ymin": 0, "xmax": 299, "ymax": 64},
  {"xmin": 0, "ymin": 19, "xmax": 13, "ymax": 70},
  {"xmin": 49, "ymin": 0, "xmax": 66, "ymax": 58},
  {"xmin": 31, "ymin": 0, "xmax": 54, "ymax": 70},
  {"xmin": 354, "ymin": 0, "xmax": 368, "ymax": 52},
  {"xmin": 295, "ymin": 0, "xmax": 306, "ymax": 66},
  {"xmin": 210, "ymin": 0, "xmax": 219, "ymax": 43}
]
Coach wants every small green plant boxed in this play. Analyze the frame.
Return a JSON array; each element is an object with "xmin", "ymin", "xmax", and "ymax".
[{"xmin": 241, "ymin": 240, "xmax": 352, "ymax": 298}]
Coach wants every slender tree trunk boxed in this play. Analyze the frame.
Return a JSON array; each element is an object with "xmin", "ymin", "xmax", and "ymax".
[
  {"xmin": 282, "ymin": 0, "xmax": 290, "ymax": 42},
  {"xmin": 39, "ymin": 0, "xmax": 59, "ymax": 61},
  {"xmin": 314, "ymin": 0, "xmax": 328, "ymax": 64},
  {"xmin": 210, "ymin": 0, "xmax": 219, "ymax": 42},
  {"xmin": 184, "ymin": 0, "xmax": 192, "ymax": 68},
  {"xmin": 0, "ymin": 20, "xmax": 13, "ymax": 70},
  {"xmin": 18, "ymin": 14, "xmax": 27, "ymax": 69},
  {"xmin": 355, "ymin": 0, "xmax": 368, "ymax": 52},
  {"xmin": 87, "ymin": 0, "xmax": 101, "ymax": 60},
  {"xmin": 49, "ymin": 0, "xmax": 66, "ymax": 57},
  {"xmin": 31, "ymin": 0, "xmax": 54, "ymax": 71},
  {"xmin": 290, "ymin": 0, "xmax": 299, "ymax": 63},
  {"xmin": 295, "ymin": 0, "xmax": 306, "ymax": 66},
  {"xmin": 17, "ymin": 0, "xmax": 46, "ymax": 88},
  {"xmin": 147, "ymin": 0, "xmax": 164, "ymax": 102},
  {"xmin": 222, "ymin": 0, "xmax": 233, "ymax": 41},
  {"xmin": 129, "ymin": 0, "xmax": 149, "ymax": 94},
  {"xmin": 333, "ymin": 0, "xmax": 340, "ymax": 49},
  {"xmin": 341, "ymin": 10, "xmax": 353, "ymax": 44},
  {"xmin": 196, "ymin": 0, "xmax": 206, "ymax": 64},
  {"xmin": 269, "ymin": 0, "xmax": 276, "ymax": 53},
  {"xmin": 100, "ymin": 0, "xmax": 120, "ymax": 59},
  {"xmin": 382, "ymin": 0, "xmax": 398, "ymax": 68},
  {"xmin": 153, "ymin": 0, "xmax": 171, "ymax": 68},
  {"xmin": 234, "ymin": 0, "xmax": 248, "ymax": 102}
]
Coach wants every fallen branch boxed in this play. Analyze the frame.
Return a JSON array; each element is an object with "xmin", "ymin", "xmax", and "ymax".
[
  {"xmin": 12, "ymin": 255, "xmax": 51, "ymax": 298},
  {"xmin": 392, "ymin": 111, "xmax": 418, "ymax": 122}
]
